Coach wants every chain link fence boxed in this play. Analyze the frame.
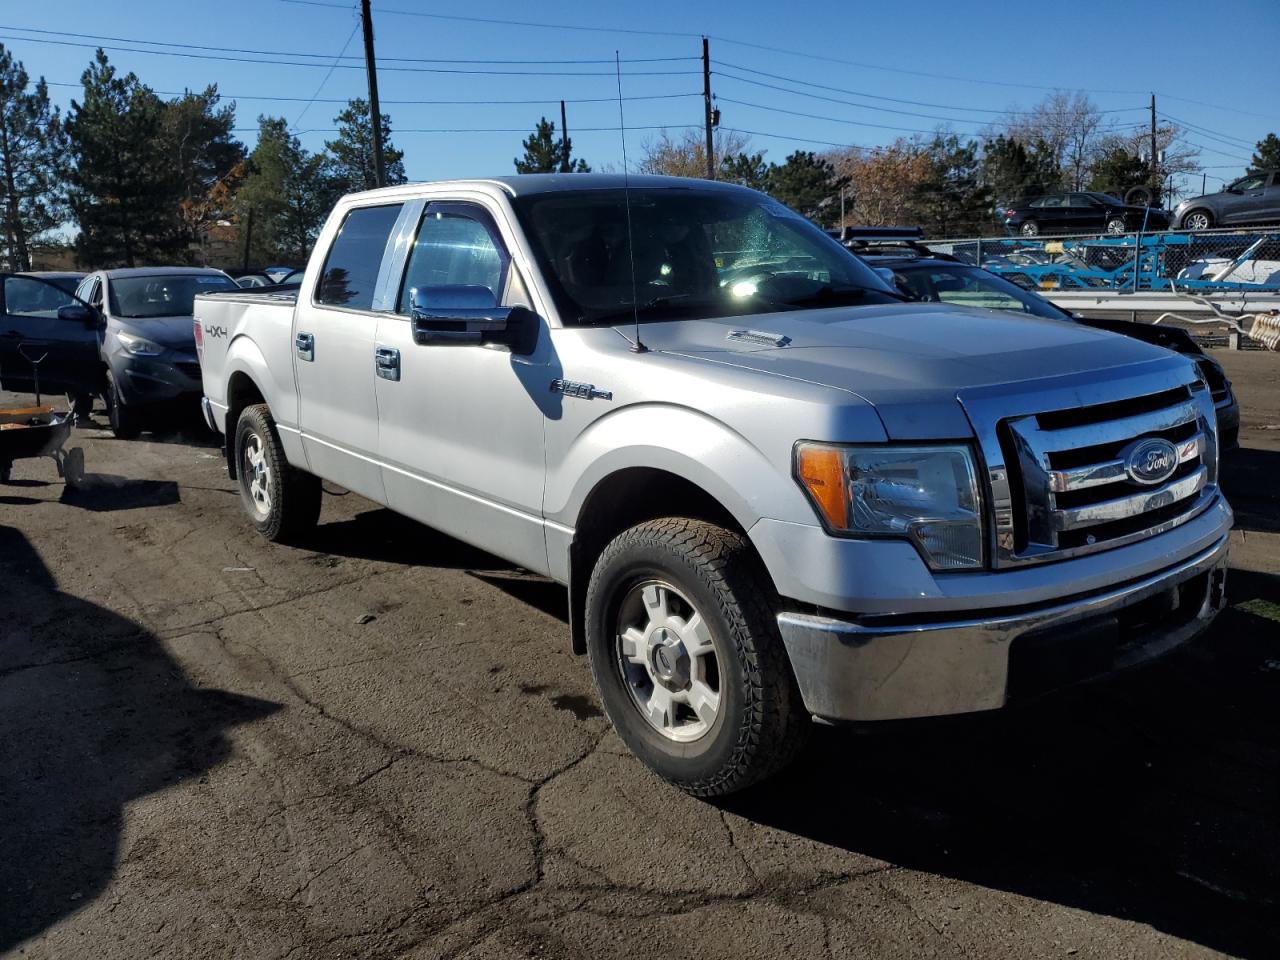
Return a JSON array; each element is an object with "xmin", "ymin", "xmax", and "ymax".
[{"xmin": 929, "ymin": 228, "xmax": 1280, "ymax": 294}]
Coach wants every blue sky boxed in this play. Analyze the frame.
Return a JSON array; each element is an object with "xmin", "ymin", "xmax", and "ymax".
[{"xmin": 3, "ymin": 0, "xmax": 1277, "ymax": 196}]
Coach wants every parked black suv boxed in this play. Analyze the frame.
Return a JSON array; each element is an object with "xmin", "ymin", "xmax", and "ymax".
[{"xmin": 1003, "ymin": 192, "xmax": 1170, "ymax": 237}]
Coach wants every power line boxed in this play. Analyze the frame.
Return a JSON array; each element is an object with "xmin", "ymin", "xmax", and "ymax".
[
  {"xmin": 244, "ymin": 123, "xmax": 700, "ymax": 135},
  {"xmin": 1159, "ymin": 111, "xmax": 1256, "ymax": 150},
  {"xmin": 0, "ymin": 25, "xmax": 696, "ymax": 65},
  {"xmin": 44, "ymin": 80, "xmax": 701, "ymax": 106},
  {"xmin": 0, "ymin": 33, "xmax": 699, "ymax": 75},
  {"xmin": 717, "ymin": 96, "xmax": 986, "ymax": 137},
  {"xmin": 291, "ymin": 23, "xmax": 360, "ymax": 131}
]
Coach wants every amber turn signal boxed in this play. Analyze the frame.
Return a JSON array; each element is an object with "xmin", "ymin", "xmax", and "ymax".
[{"xmin": 795, "ymin": 444, "xmax": 848, "ymax": 529}]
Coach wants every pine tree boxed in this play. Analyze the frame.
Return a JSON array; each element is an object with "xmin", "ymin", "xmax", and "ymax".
[
  {"xmin": 514, "ymin": 117, "xmax": 588, "ymax": 174},
  {"xmin": 165, "ymin": 86, "xmax": 245, "ymax": 252},
  {"xmin": 1251, "ymin": 133, "xmax": 1280, "ymax": 172},
  {"xmin": 766, "ymin": 151, "xmax": 847, "ymax": 224},
  {"xmin": 719, "ymin": 151, "xmax": 770, "ymax": 191},
  {"xmin": 325, "ymin": 98, "xmax": 406, "ymax": 192},
  {"xmin": 0, "ymin": 45, "xmax": 69, "ymax": 271},
  {"xmin": 65, "ymin": 50, "xmax": 183, "ymax": 267},
  {"xmin": 238, "ymin": 117, "xmax": 339, "ymax": 265}
]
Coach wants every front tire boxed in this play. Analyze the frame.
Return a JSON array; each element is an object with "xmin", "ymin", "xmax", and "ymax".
[
  {"xmin": 1019, "ymin": 220, "xmax": 1039, "ymax": 237},
  {"xmin": 585, "ymin": 518, "xmax": 810, "ymax": 796},
  {"xmin": 234, "ymin": 404, "xmax": 321, "ymax": 542},
  {"xmin": 104, "ymin": 370, "xmax": 141, "ymax": 439},
  {"xmin": 1183, "ymin": 209, "xmax": 1213, "ymax": 231}
]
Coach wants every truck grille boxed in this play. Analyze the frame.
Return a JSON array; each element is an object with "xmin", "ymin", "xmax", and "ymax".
[{"xmin": 990, "ymin": 379, "xmax": 1218, "ymax": 566}]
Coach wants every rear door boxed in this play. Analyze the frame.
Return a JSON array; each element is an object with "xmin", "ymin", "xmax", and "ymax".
[
  {"xmin": 0, "ymin": 274, "xmax": 101, "ymax": 398},
  {"xmin": 293, "ymin": 202, "xmax": 404, "ymax": 503},
  {"xmin": 1064, "ymin": 194, "xmax": 1103, "ymax": 233}
]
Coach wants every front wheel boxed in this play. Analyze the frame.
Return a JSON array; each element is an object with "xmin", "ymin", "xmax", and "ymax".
[
  {"xmin": 1019, "ymin": 220, "xmax": 1039, "ymax": 237},
  {"xmin": 585, "ymin": 518, "xmax": 810, "ymax": 796},
  {"xmin": 234, "ymin": 404, "xmax": 321, "ymax": 542},
  {"xmin": 104, "ymin": 370, "xmax": 141, "ymax": 439},
  {"xmin": 1183, "ymin": 209, "xmax": 1213, "ymax": 231}
]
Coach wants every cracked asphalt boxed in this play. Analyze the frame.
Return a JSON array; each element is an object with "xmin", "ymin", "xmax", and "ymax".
[{"xmin": 2, "ymin": 348, "xmax": 1278, "ymax": 959}]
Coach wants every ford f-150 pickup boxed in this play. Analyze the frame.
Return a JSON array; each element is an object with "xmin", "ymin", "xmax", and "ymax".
[{"xmin": 195, "ymin": 174, "xmax": 1232, "ymax": 796}]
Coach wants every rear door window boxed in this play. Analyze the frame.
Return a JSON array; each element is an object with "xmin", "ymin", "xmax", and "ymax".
[{"xmin": 316, "ymin": 204, "xmax": 404, "ymax": 311}]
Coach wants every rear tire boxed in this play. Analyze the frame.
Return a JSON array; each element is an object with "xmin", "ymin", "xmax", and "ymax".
[
  {"xmin": 0, "ymin": 461, "xmax": 10, "ymax": 484},
  {"xmin": 1019, "ymin": 220, "xmax": 1039, "ymax": 237},
  {"xmin": 104, "ymin": 370, "xmax": 141, "ymax": 439},
  {"xmin": 585, "ymin": 518, "xmax": 810, "ymax": 796},
  {"xmin": 234, "ymin": 404, "xmax": 321, "ymax": 543},
  {"xmin": 1106, "ymin": 217, "xmax": 1127, "ymax": 235}
]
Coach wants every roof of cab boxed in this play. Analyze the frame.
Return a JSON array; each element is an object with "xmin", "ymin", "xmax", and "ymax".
[
  {"xmin": 102, "ymin": 266, "xmax": 232, "ymax": 279},
  {"xmin": 342, "ymin": 173, "xmax": 756, "ymax": 203}
]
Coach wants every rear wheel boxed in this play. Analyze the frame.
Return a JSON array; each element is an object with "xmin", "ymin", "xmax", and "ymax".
[
  {"xmin": 1019, "ymin": 220, "xmax": 1039, "ymax": 237},
  {"xmin": 234, "ymin": 404, "xmax": 321, "ymax": 542},
  {"xmin": 0, "ymin": 461, "xmax": 10, "ymax": 484},
  {"xmin": 1183, "ymin": 209, "xmax": 1213, "ymax": 231},
  {"xmin": 1105, "ymin": 217, "xmax": 1127, "ymax": 235},
  {"xmin": 104, "ymin": 370, "xmax": 141, "ymax": 439},
  {"xmin": 585, "ymin": 518, "xmax": 810, "ymax": 796}
]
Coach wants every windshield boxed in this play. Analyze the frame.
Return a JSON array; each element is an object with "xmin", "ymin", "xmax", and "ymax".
[
  {"xmin": 108, "ymin": 274, "xmax": 237, "ymax": 319},
  {"xmin": 512, "ymin": 187, "xmax": 899, "ymax": 325},
  {"xmin": 887, "ymin": 263, "xmax": 1069, "ymax": 320}
]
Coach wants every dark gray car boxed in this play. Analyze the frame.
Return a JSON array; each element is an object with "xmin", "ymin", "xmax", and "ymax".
[{"xmin": 1172, "ymin": 170, "xmax": 1280, "ymax": 230}]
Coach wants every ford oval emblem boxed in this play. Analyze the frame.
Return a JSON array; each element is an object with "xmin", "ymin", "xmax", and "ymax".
[{"xmin": 1124, "ymin": 437, "xmax": 1178, "ymax": 486}]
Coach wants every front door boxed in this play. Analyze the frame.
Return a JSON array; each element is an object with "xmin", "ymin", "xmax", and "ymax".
[
  {"xmin": 1219, "ymin": 173, "xmax": 1268, "ymax": 225},
  {"xmin": 374, "ymin": 199, "xmax": 553, "ymax": 574},
  {"xmin": 294, "ymin": 202, "xmax": 404, "ymax": 503},
  {"xmin": 0, "ymin": 275, "xmax": 101, "ymax": 399}
]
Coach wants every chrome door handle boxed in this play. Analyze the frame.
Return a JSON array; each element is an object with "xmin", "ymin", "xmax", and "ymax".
[
  {"xmin": 375, "ymin": 345, "xmax": 400, "ymax": 381},
  {"xmin": 295, "ymin": 332, "xmax": 315, "ymax": 362}
]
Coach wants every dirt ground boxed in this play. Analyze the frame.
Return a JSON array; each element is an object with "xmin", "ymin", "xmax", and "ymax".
[{"xmin": 1, "ymin": 347, "xmax": 1277, "ymax": 960}]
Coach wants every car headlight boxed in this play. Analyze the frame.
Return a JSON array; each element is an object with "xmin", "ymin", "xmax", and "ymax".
[
  {"xmin": 795, "ymin": 442, "xmax": 985, "ymax": 570},
  {"xmin": 117, "ymin": 331, "xmax": 165, "ymax": 357}
]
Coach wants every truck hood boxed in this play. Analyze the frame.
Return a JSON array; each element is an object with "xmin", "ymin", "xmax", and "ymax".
[
  {"xmin": 113, "ymin": 315, "xmax": 197, "ymax": 350},
  {"xmin": 637, "ymin": 302, "xmax": 1184, "ymax": 439}
]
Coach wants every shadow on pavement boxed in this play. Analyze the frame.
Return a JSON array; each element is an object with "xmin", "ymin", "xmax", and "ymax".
[
  {"xmin": 305, "ymin": 507, "xmax": 519, "ymax": 572},
  {"xmin": 0, "ymin": 525, "xmax": 279, "ymax": 953},
  {"xmin": 722, "ymin": 569, "xmax": 1280, "ymax": 959},
  {"xmin": 1222, "ymin": 447, "xmax": 1280, "ymax": 534}
]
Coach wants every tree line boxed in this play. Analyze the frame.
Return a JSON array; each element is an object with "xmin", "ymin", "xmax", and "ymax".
[
  {"xmin": 4, "ymin": 41, "xmax": 1280, "ymax": 271},
  {"xmin": 0, "ymin": 44, "xmax": 406, "ymax": 271}
]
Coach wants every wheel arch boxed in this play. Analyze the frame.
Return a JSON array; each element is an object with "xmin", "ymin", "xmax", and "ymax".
[{"xmin": 564, "ymin": 465, "xmax": 774, "ymax": 656}]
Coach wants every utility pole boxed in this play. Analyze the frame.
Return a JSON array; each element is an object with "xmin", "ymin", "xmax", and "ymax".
[
  {"xmin": 559, "ymin": 99, "xmax": 570, "ymax": 173},
  {"xmin": 702, "ymin": 37, "xmax": 714, "ymax": 180},
  {"xmin": 361, "ymin": 0, "xmax": 386, "ymax": 189},
  {"xmin": 241, "ymin": 207, "xmax": 253, "ymax": 271},
  {"xmin": 1149, "ymin": 93, "xmax": 1158, "ymax": 196}
]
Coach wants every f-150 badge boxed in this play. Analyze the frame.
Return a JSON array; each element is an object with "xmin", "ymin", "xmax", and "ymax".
[{"xmin": 550, "ymin": 379, "xmax": 612, "ymax": 401}]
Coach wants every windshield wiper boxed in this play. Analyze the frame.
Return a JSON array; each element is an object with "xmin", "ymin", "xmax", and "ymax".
[{"xmin": 584, "ymin": 294, "xmax": 715, "ymax": 326}]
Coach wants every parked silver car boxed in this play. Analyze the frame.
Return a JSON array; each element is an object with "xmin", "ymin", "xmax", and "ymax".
[{"xmin": 1172, "ymin": 170, "xmax": 1280, "ymax": 230}]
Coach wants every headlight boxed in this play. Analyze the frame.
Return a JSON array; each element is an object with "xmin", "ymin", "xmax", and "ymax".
[
  {"xmin": 117, "ymin": 332, "xmax": 165, "ymax": 356},
  {"xmin": 795, "ymin": 442, "xmax": 985, "ymax": 570}
]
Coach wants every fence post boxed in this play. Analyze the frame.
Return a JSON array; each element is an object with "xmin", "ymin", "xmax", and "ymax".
[{"xmin": 976, "ymin": 237, "xmax": 983, "ymax": 268}]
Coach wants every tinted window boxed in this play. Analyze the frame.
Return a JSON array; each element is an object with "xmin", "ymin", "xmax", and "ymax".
[
  {"xmin": 317, "ymin": 204, "xmax": 403, "ymax": 310},
  {"xmin": 1233, "ymin": 175, "xmax": 1266, "ymax": 192},
  {"xmin": 3, "ymin": 276, "xmax": 76, "ymax": 318},
  {"xmin": 397, "ymin": 206, "xmax": 508, "ymax": 314},
  {"xmin": 108, "ymin": 274, "xmax": 237, "ymax": 318}
]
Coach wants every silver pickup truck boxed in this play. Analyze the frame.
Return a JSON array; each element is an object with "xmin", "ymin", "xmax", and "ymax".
[{"xmin": 195, "ymin": 174, "xmax": 1232, "ymax": 796}]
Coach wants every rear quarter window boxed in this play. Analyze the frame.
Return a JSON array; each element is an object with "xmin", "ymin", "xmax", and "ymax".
[{"xmin": 316, "ymin": 204, "xmax": 404, "ymax": 311}]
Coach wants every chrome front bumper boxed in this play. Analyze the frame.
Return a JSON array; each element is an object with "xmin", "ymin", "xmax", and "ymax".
[{"xmin": 777, "ymin": 534, "xmax": 1229, "ymax": 723}]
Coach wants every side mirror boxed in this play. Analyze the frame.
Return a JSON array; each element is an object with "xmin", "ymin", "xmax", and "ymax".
[
  {"xmin": 410, "ymin": 285, "xmax": 535, "ymax": 354},
  {"xmin": 57, "ymin": 303, "xmax": 95, "ymax": 327}
]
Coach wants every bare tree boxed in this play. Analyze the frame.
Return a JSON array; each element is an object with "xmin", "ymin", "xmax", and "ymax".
[
  {"xmin": 637, "ymin": 128, "xmax": 750, "ymax": 178},
  {"xmin": 1001, "ymin": 91, "xmax": 1110, "ymax": 191}
]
